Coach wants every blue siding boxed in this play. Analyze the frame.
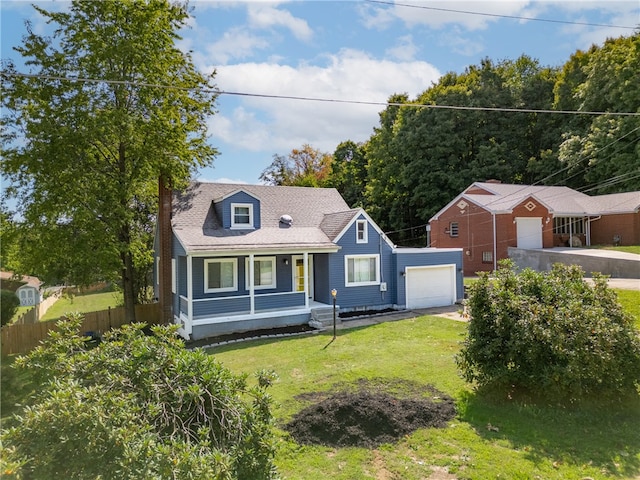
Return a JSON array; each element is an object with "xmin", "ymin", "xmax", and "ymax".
[
  {"xmin": 395, "ymin": 249, "xmax": 464, "ymax": 304},
  {"xmin": 172, "ymin": 233, "xmax": 186, "ymax": 256},
  {"xmin": 255, "ymin": 292, "xmax": 305, "ymax": 310},
  {"xmin": 314, "ymin": 254, "xmax": 330, "ymax": 303},
  {"xmin": 194, "ymin": 296, "xmax": 251, "ymax": 317},
  {"xmin": 218, "ymin": 191, "xmax": 261, "ymax": 229},
  {"xmin": 331, "ymin": 214, "xmax": 396, "ymax": 310}
]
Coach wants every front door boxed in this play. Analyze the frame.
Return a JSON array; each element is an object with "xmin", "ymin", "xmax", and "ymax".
[{"xmin": 293, "ymin": 255, "xmax": 314, "ymax": 299}]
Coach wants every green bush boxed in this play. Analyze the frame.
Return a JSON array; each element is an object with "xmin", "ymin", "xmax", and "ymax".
[
  {"xmin": 1, "ymin": 315, "xmax": 278, "ymax": 479},
  {"xmin": 1, "ymin": 290, "xmax": 20, "ymax": 326},
  {"xmin": 456, "ymin": 261, "xmax": 640, "ymax": 402}
]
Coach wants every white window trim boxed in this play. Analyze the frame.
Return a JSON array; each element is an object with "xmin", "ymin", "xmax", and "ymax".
[
  {"xmin": 356, "ymin": 219, "xmax": 368, "ymax": 244},
  {"xmin": 245, "ymin": 256, "xmax": 277, "ymax": 290},
  {"xmin": 204, "ymin": 258, "xmax": 238, "ymax": 293},
  {"xmin": 171, "ymin": 258, "xmax": 176, "ymax": 294},
  {"xmin": 231, "ymin": 202, "xmax": 254, "ymax": 229},
  {"xmin": 345, "ymin": 254, "xmax": 380, "ymax": 287}
]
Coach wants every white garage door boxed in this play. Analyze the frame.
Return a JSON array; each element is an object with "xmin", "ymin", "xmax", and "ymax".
[
  {"xmin": 516, "ymin": 217, "xmax": 543, "ymax": 249},
  {"xmin": 405, "ymin": 265, "xmax": 456, "ymax": 309}
]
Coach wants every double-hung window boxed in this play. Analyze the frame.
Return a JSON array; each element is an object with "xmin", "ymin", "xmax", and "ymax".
[
  {"xmin": 345, "ymin": 254, "xmax": 379, "ymax": 286},
  {"xmin": 231, "ymin": 203, "xmax": 253, "ymax": 229},
  {"xmin": 204, "ymin": 258, "xmax": 237, "ymax": 293},
  {"xmin": 356, "ymin": 220, "xmax": 368, "ymax": 243},
  {"xmin": 245, "ymin": 256, "xmax": 276, "ymax": 290}
]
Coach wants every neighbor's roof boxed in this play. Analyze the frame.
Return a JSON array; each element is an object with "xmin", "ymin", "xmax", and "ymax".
[
  {"xmin": 0, "ymin": 271, "xmax": 42, "ymax": 291},
  {"xmin": 172, "ymin": 182, "xmax": 358, "ymax": 253},
  {"xmin": 431, "ymin": 182, "xmax": 640, "ymax": 220}
]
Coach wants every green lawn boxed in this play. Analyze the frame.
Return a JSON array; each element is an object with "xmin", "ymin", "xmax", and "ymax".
[
  {"xmin": 3, "ymin": 288, "xmax": 639, "ymax": 479},
  {"xmin": 207, "ymin": 295, "xmax": 640, "ymax": 480},
  {"xmin": 40, "ymin": 288, "xmax": 123, "ymax": 321},
  {"xmin": 597, "ymin": 245, "xmax": 640, "ymax": 255}
]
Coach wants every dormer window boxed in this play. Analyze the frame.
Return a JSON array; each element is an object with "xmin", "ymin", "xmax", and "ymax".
[
  {"xmin": 231, "ymin": 203, "xmax": 254, "ymax": 229},
  {"xmin": 356, "ymin": 220, "xmax": 368, "ymax": 243}
]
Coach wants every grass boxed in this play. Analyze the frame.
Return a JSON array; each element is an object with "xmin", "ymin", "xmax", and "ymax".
[
  {"xmin": 2, "ymin": 287, "xmax": 639, "ymax": 479},
  {"xmin": 208, "ymin": 316, "xmax": 640, "ymax": 480},
  {"xmin": 595, "ymin": 245, "xmax": 640, "ymax": 255},
  {"xmin": 615, "ymin": 289, "xmax": 640, "ymax": 329},
  {"xmin": 40, "ymin": 286, "xmax": 123, "ymax": 321}
]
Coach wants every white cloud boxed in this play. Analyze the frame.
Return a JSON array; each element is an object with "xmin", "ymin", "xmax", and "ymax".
[
  {"xmin": 205, "ymin": 27, "xmax": 271, "ymax": 65},
  {"xmin": 246, "ymin": 3, "xmax": 313, "ymax": 41},
  {"xmin": 206, "ymin": 49, "xmax": 441, "ymax": 155},
  {"xmin": 385, "ymin": 35, "xmax": 419, "ymax": 61},
  {"xmin": 361, "ymin": 1, "xmax": 532, "ymax": 31}
]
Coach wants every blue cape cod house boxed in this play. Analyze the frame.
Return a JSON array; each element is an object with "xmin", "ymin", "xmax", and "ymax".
[{"xmin": 154, "ymin": 182, "xmax": 464, "ymax": 340}]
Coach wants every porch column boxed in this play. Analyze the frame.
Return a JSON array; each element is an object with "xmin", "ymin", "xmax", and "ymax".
[
  {"xmin": 303, "ymin": 252, "xmax": 309, "ymax": 309},
  {"xmin": 186, "ymin": 255, "xmax": 193, "ymax": 336},
  {"xmin": 249, "ymin": 253, "xmax": 255, "ymax": 314}
]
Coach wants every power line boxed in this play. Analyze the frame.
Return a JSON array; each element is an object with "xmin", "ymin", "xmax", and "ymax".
[
  {"xmin": 4, "ymin": 71, "xmax": 640, "ymax": 117},
  {"xmin": 365, "ymin": 0, "xmax": 639, "ymax": 30}
]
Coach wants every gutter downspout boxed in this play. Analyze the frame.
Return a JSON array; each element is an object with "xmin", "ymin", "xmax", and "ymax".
[
  {"xmin": 187, "ymin": 255, "xmax": 193, "ymax": 337},
  {"xmin": 586, "ymin": 216, "xmax": 601, "ymax": 247},
  {"xmin": 492, "ymin": 212, "xmax": 497, "ymax": 271}
]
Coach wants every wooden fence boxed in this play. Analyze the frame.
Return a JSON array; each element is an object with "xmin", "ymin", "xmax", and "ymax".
[{"xmin": 1, "ymin": 303, "xmax": 163, "ymax": 356}]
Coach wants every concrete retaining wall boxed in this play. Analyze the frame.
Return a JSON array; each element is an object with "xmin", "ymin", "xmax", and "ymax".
[{"xmin": 508, "ymin": 247, "xmax": 640, "ymax": 279}]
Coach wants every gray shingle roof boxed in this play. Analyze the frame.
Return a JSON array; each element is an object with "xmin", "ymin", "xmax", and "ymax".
[
  {"xmin": 464, "ymin": 182, "xmax": 639, "ymax": 215},
  {"xmin": 172, "ymin": 182, "xmax": 358, "ymax": 253}
]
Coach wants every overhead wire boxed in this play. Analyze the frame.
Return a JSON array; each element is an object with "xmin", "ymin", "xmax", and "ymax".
[
  {"xmin": 3, "ymin": 71, "xmax": 640, "ymax": 117},
  {"xmin": 365, "ymin": 0, "xmax": 639, "ymax": 30}
]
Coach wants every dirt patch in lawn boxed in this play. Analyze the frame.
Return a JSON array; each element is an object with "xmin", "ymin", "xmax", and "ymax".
[{"xmin": 284, "ymin": 378, "xmax": 456, "ymax": 448}]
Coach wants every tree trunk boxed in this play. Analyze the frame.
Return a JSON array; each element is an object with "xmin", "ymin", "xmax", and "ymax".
[{"xmin": 121, "ymin": 249, "xmax": 137, "ymax": 323}]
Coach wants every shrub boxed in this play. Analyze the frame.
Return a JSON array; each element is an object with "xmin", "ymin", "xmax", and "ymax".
[
  {"xmin": 1, "ymin": 315, "xmax": 278, "ymax": 479},
  {"xmin": 1, "ymin": 290, "xmax": 20, "ymax": 326},
  {"xmin": 456, "ymin": 261, "xmax": 640, "ymax": 402}
]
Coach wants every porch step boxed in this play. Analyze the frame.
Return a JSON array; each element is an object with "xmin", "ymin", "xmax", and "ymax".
[{"xmin": 309, "ymin": 306, "xmax": 341, "ymax": 330}]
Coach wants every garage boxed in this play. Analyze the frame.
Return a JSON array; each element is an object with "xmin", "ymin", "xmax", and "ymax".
[{"xmin": 405, "ymin": 264, "xmax": 457, "ymax": 309}]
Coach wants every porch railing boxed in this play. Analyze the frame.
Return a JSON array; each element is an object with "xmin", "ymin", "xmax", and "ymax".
[{"xmin": 180, "ymin": 291, "xmax": 307, "ymax": 319}]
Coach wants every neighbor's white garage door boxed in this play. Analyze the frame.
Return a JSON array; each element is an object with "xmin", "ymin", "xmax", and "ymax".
[{"xmin": 405, "ymin": 265, "xmax": 456, "ymax": 309}]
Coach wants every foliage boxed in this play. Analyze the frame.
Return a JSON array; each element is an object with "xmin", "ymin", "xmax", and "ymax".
[
  {"xmin": 361, "ymin": 56, "xmax": 564, "ymax": 245},
  {"xmin": 1, "ymin": 316, "xmax": 278, "ymax": 480},
  {"xmin": 260, "ymin": 144, "xmax": 332, "ymax": 186},
  {"xmin": 1, "ymin": 290, "xmax": 21, "ymax": 326},
  {"xmin": 0, "ymin": 0, "xmax": 218, "ymax": 320},
  {"xmin": 557, "ymin": 34, "xmax": 640, "ymax": 193},
  {"xmin": 329, "ymin": 140, "xmax": 368, "ymax": 207},
  {"xmin": 456, "ymin": 261, "xmax": 640, "ymax": 402}
]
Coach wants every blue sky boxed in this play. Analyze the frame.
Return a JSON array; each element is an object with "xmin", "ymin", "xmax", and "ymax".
[{"xmin": 1, "ymin": 1, "xmax": 638, "ymax": 185}]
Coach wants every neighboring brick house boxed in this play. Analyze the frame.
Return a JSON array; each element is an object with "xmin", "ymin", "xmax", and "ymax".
[{"xmin": 428, "ymin": 181, "xmax": 640, "ymax": 276}]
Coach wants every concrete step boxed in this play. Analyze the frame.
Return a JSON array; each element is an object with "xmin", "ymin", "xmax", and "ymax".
[{"xmin": 309, "ymin": 307, "xmax": 341, "ymax": 330}]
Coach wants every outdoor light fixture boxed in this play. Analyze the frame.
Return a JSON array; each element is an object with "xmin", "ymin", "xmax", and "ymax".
[
  {"xmin": 283, "ymin": 258, "xmax": 289, "ymax": 265},
  {"xmin": 331, "ymin": 289, "xmax": 337, "ymax": 340}
]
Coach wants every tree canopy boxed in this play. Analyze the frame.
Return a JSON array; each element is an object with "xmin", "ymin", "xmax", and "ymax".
[
  {"xmin": 1, "ymin": 0, "xmax": 218, "ymax": 319},
  {"xmin": 260, "ymin": 144, "xmax": 332, "ymax": 187},
  {"xmin": 323, "ymin": 37, "xmax": 639, "ymax": 245},
  {"xmin": 1, "ymin": 317, "xmax": 277, "ymax": 479}
]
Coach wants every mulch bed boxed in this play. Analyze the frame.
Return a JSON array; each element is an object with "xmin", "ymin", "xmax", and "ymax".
[
  {"xmin": 187, "ymin": 324, "xmax": 315, "ymax": 349},
  {"xmin": 283, "ymin": 379, "xmax": 456, "ymax": 448}
]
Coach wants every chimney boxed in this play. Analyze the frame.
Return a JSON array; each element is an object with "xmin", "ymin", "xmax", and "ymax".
[
  {"xmin": 485, "ymin": 179, "xmax": 502, "ymax": 184},
  {"xmin": 158, "ymin": 176, "xmax": 173, "ymax": 324}
]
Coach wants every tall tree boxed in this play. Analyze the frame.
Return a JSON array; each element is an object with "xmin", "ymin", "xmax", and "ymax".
[
  {"xmin": 1, "ymin": 1, "xmax": 218, "ymax": 320},
  {"xmin": 330, "ymin": 140, "xmax": 368, "ymax": 207},
  {"xmin": 260, "ymin": 144, "xmax": 332, "ymax": 187},
  {"xmin": 557, "ymin": 34, "xmax": 640, "ymax": 193}
]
